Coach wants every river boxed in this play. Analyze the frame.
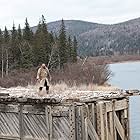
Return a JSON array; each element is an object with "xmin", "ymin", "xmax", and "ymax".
[{"xmin": 110, "ymin": 62, "xmax": 140, "ymax": 140}]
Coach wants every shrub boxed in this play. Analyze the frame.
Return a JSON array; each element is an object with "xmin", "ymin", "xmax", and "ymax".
[{"xmin": 0, "ymin": 61, "xmax": 113, "ymax": 88}]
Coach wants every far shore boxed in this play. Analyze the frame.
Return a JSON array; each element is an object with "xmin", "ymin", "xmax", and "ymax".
[
  {"xmin": 109, "ymin": 59, "xmax": 140, "ymax": 65},
  {"xmin": 86, "ymin": 55, "xmax": 140, "ymax": 65}
]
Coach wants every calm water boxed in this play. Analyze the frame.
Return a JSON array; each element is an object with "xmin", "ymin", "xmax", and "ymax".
[{"xmin": 110, "ymin": 62, "xmax": 140, "ymax": 140}]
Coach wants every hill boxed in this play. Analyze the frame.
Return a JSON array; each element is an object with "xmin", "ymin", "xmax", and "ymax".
[{"xmin": 32, "ymin": 18, "xmax": 140, "ymax": 56}]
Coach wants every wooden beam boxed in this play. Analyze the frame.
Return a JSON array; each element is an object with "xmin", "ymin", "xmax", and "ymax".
[
  {"xmin": 112, "ymin": 100, "xmax": 117, "ymax": 140},
  {"xmin": 69, "ymin": 105, "xmax": 76, "ymax": 140},
  {"xmin": 87, "ymin": 118, "xmax": 100, "ymax": 140},
  {"xmin": 106, "ymin": 99, "xmax": 128, "ymax": 112},
  {"xmin": 114, "ymin": 112, "xmax": 126, "ymax": 140},
  {"xmin": 80, "ymin": 106, "xmax": 86, "ymax": 140},
  {"xmin": 45, "ymin": 106, "xmax": 52, "ymax": 140},
  {"xmin": 19, "ymin": 105, "xmax": 24, "ymax": 140},
  {"xmin": 108, "ymin": 111, "xmax": 114, "ymax": 140}
]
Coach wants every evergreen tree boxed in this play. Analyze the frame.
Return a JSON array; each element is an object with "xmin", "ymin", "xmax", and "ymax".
[
  {"xmin": 0, "ymin": 29, "xmax": 3, "ymax": 46},
  {"xmin": 58, "ymin": 19, "xmax": 68, "ymax": 68},
  {"xmin": 17, "ymin": 24, "xmax": 22, "ymax": 41},
  {"xmin": 67, "ymin": 36, "xmax": 73, "ymax": 62},
  {"xmin": 11, "ymin": 23, "xmax": 18, "ymax": 64},
  {"xmin": 48, "ymin": 31, "xmax": 54, "ymax": 45},
  {"xmin": 4, "ymin": 26, "xmax": 10, "ymax": 44},
  {"xmin": 72, "ymin": 36, "xmax": 78, "ymax": 62},
  {"xmin": 23, "ymin": 18, "xmax": 33, "ymax": 42},
  {"xmin": 19, "ymin": 42, "xmax": 34, "ymax": 68},
  {"xmin": 34, "ymin": 15, "xmax": 50, "ymax": 66}
]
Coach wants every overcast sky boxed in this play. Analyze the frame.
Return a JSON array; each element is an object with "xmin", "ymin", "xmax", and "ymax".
[{"xmin": 0, "ymin": 0, "xmax": 140, "ymax": 30}]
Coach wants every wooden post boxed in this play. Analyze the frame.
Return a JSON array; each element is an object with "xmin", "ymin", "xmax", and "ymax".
[
  {"xmin": 19, "ymin": 104, "xmax": 24, "ymax": 140},
  {"xmin": 75, "ymin": 106, "xmax": 82, "ymax": 140},
  {"xmin": 126, "ymin": 98, "xmax": 130, "ymax": 140},
  {"xmin": 112, "ymin": 100, "xmax": 117, "ymax": 140},
  {"xmin": 96, "ymin": 102, "xmax": 106, "ymax": 140},
  {"xmin": 45, "ymin": 106, "xmax": 52, "ymax": 140},
  {"xmin": 69, "ymin": 104, "xmax": 76, "ymax": 140},
  {"xmin": 104, "ymin": 103, "xmax": 109, "ymax": 140},
  {"xmin": 80, "ymin": 106, "xmax": 86, "ymax": 140},
  {"xmin": 89, "ymin": 103, "xmax": 96, "ymax": 128}
]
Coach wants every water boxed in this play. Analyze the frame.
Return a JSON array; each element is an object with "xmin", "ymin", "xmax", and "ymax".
[{"xmin": 110, "ymin": 62, "xmax": 140, "ymax": 140}]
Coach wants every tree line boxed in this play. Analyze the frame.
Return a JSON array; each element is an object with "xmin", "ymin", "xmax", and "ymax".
[{"xmin": 0, "ymin": 15, "xmax": 78, "ymax": 78}]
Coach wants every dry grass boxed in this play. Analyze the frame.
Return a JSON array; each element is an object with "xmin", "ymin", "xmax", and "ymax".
[
  {"xmin": 0, "ymin": 82, "xmax": 120, "ymax": 98},
  {"xmin": 0, "ymin": 62, "xmax": 112, "ymax": 88},
  {"xmin": 49, "ymin": 82, "xmax": 119, "ymax": 94}
]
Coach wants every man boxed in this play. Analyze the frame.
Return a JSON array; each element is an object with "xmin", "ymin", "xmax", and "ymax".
[{"xmin": 36, "ymin": 64, "xmax": 52, "ymax": 94}]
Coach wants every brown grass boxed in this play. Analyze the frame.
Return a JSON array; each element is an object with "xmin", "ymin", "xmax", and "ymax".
[{"xmin": 0, "ymin": 59, "xmax": 112, "ymax": 88}]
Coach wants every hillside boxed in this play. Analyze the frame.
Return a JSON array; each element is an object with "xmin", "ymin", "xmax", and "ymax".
[{"xmin": 32, "ymin": 18, "xmax": 140, "ymax": 56}]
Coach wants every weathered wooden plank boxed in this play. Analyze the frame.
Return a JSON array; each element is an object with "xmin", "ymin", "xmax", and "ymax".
[
  {"xmin": 114, "ymin": 112, "xmax": 126, "ymax": 140},
  {"xmin": 99, "ymin": 103, "xmax": 105, "ymax": 140},
  {"xmin": 80, "ymin": 106, "xmax": 86, "ymax": 140},
  {"xmin": 112, "ymin": 100, "xmax": 117, "ymax": 140},
  {"xmin": 53, "ymin": 117, "xmax": 70, "ymax": 140},
  {"xmin": 114, "ymin": 99, "xmax": 128, "ymax": 111},
  {"xmin": 104, "ymin": 103, "xmax": 109, "ymax": 140},
  {"xmin": 0, "ymin": 97, "xmax": 61, "ymax": 104},
  {"xmin": 0, "ymin": 104, "xmax": 18, "ymax": 113},
  {"xmin": 45, "ymin": 106, "xmax": 52, "ymax": 140},
  {"xmin": 0, "ymin": 135, "xmax": 19, "ymax": 140},
  {"xmin": 108, "ymin": 111, "xmax": 114, "ymax": 140},
  {"xmin": 105, "ymin": 101, "xmax": 113, "ymax": 112},
  {"xmin": 75, "ymin": 106, "xmax": 81, "ymax": 140},
  {"xmin": 19, "ymin": 105, "xmax": 24, "ymax": 140},
  {"xmin": 91, "ymin": 103, "xmax": 96, "ymax": 129},
  {"xmin": 96, "ymin": 102, "xmax": 101, "ymax": 139},
  {"xmin": 87, "ymin": 118, "xmax": 100, "ymax": 140},
  {"xmin": 69, "ymin": 105, "xmax": 76, "ymax": 140},
  {"xmin": 84, "ymin": 117, "xmax": 88, "ymax": 140},
  {"xmin": 106, "ymin": 99, "xmax": 128, "ymax": 112},
  {"xmin": 126, "ymin": 99, "xmax": 130, "ymax": 140},
  {"xmin": 23, "ymin": 105, "xmax": 45, "ymax": 115},
  {"xmin": 51, "ymin": 106, "xmax": 69, "ymax": 112}
]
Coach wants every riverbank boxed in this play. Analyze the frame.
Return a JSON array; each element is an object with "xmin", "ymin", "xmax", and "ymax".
[{"xmin": 86, "ymin": 55, "xmax": 140, "ymax": 65}]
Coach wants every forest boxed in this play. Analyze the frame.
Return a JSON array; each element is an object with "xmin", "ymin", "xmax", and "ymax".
[
  {"xmin": 0, "ymin": 15, "xmax": 78, "ymax": 78},
  {"xmin": 0, "ymin": 15, "xmax": 112, "ymax": 88}
]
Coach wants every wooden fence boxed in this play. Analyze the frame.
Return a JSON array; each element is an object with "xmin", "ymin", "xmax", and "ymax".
[{"xmin": 0, "ymin": 96, "xmax": 129, "ymax": 140}]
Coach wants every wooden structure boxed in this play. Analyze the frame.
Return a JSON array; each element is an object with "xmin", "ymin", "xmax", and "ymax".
[{"xmin": 0, "ymin": 92, "xmax": 130, "ymax": 140}]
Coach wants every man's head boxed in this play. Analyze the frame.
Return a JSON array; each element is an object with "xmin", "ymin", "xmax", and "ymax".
[{"xmin": 41, "ymin": 63, "xmax": 46, "ymax": 69}]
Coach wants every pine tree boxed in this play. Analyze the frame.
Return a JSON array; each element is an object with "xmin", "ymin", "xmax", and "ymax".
[
  {"xmin": 0, "ymin": 29, "xmax": 3, "ymax": 47},
  {"xmin": 72, "ymin": 36, "xmax": 78, "ymax": 62},
  {"xmin": 17, "ymin": 24, "xmax": 22, "ymax": 41},
  {"xmin": 19, "ymin": 42, "xmax": 34, "ymax": 68},
  {"xmin": 58, "ymin": 19, "xmax": 68, "ymax": 68},
  {"xmin": 67, "ymin": 36, "xmax": 73, "ymax": 62},
  {"xmin": 11, "ymin": 23, "xmax": 18, "ymax": 65},
  {"xmin": 23, "ymin": 18, "xmax": 33, "ymax": 42},
  {"xmin": 4, "ymin": 26, "xmax": 10, "ymax": 44},
  {"xmin": 34, "ymin": 15, "xmax": 50, "ymax": 66}
]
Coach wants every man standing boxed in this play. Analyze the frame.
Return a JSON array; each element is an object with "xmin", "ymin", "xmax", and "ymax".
[{"xmin": 36, "ymin": 64, "xmax": 52, "ymax": 94}]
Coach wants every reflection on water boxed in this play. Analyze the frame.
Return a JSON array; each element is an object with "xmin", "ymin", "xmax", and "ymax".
[{"xmin": 110, "ymin": 62, "xmax": 140, "ymax": 140}]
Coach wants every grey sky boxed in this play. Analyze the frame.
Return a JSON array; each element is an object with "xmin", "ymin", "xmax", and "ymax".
[{"xmin": 0, "ymin": 0, "xmax": 140, "ymax": 30}]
